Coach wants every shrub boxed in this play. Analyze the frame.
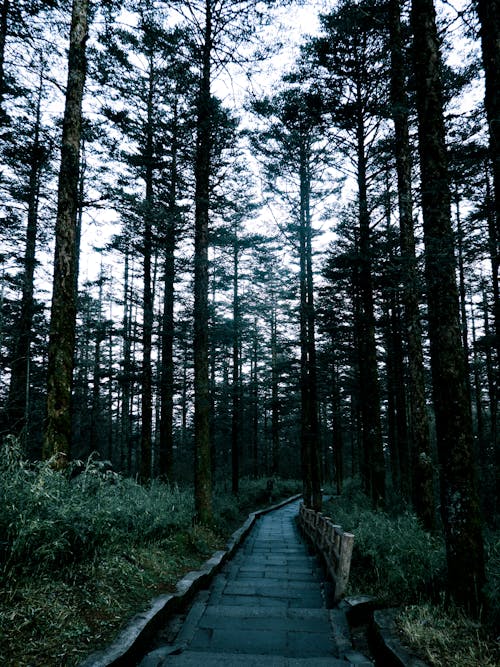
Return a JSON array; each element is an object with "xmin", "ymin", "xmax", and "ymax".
[
  {"xmin": 483, "ymin": 528, "xmax": 500, "ymax": 631},
  {"xmin": 0, "ymin": 446, "xmax": 194, "ymax": 579},
  {"xmin": 323, "ymin": 480, "xmax": 446, "ymax": 605}
]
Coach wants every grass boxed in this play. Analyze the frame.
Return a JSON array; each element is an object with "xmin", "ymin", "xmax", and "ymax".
[
  {"xmin": 323, "ymin": 478, "xmax": 500, "ymax": 667},
  {"xmin": 323, "ymin": 479, "xmax": 446, "ymax": 606},
  {"xmin": 5, "ymin": 452, "xmax": 497, "ymax": 667},
  {"xmin": 396, "ymin": 603, "xmax": 500, "ymax": 667},
  {"xmin": 0, "ymin": 441, "xmax": 301, "ymax": 666},
  {"xmin": 1, "ymin": 536, "xmax": 223, "ymax": 666}
]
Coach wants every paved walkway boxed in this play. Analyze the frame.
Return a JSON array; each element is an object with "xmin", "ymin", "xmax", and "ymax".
[{"xmin": 139, "ymin": 501, "xmax": 372, "ymax": 666}]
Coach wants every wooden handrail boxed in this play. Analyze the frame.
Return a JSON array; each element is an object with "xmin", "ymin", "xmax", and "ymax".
[{"xmin": 297, "ymin": 502, "xmax": 354, "ymax": 602}]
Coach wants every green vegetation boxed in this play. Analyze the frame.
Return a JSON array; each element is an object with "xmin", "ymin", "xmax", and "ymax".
[
  {"xmin": 323, "ymin": 479, "xmax": 500, "ymax": 666},
  {"xmin": 3, "ymin": 443, "xmax": 498, "ymax": 667},
  {"xmin": 324, "ymin": 479, "xmax": 446, "ymax": 605},
  {"xmin": 397, "ymin": 603, "xmax": 499, "ymax": 667},
  {"xmin": 0, "ymin": 441, "xmax": 300, "ymax": 666}
]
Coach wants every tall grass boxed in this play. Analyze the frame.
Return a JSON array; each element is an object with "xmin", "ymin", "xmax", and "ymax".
[
  {"xmin": 323, "ymin": 478, "xmax": 447, "ymax": 605},
  {"xmin": 323, "ymin": 478, "xmax": 500, "ymax": 666},
  {"xmin": 0, "ymin": 440, "xmax": 301, "ymax": 666},
  {"xmin": 0, "ymin": 440, "xmax": 195, "ymax": 580}
]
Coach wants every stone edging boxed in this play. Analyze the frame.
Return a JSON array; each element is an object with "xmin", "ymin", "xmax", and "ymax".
[
  {"xmin": 341, "ymin": 597, "xmax": 430, "ymax": 667},
  {"xmin": 79, "ymin": 493, "xmax": 302, "ymax": 667},
  {"xmin": 369, "ymin": 608, "xmax": 430, "ymax": 667}
]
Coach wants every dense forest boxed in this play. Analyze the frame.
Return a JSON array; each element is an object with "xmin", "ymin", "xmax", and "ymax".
[{"xmin": 0, "ymin": 0, "xmax": 498, "ymax": 633}]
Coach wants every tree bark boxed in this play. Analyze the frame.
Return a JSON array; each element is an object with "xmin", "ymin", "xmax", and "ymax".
[
  {"xmin": 193, "ymin": 0, "xmax": 213, "ymax": 523},
  {"xmin": 231, "ymin": 227, "xmax": 240, "ymax": 495},
  {"xmin": 0, "ymin": 0, "xmax": 9, "ymax": 123},
  {"xmin": 140, "ymin": 56, "xmax": 155, "ymax": 482},
  {"xmin": 270, "ymin": 299, "xmax": 280, "ymax": 476},
  {"xmin": 251, "ymin": 320, "xmax": 259, "ymax": 478},
  {"xmin": 299, "ymin": 133, "xmax": 321, "ymax": 511},
  {"xmin": 159, "ymin": 100, "xmax": 179, "ymax": 481},
  {"xmin": 411, "ymin": 0, "xmax": 485, "ymax": 614},
  {"xmin": 305, "ymin": 151, "xmax": 321, "ymax": 512},
  {"xmin": 355, "ymin": 87, "xmax": 385, "ymax": 506},
  {"xmin": 330, "ymin": 340, "xmax": 344, "ymax": 495},
  {"xmin": 388, "ymin": 0, "xmax": 435, "ymax": 529},
  {"xmin": 484, "ymin": 162, "xmax": 500, "ymax": 511},
  {"xmin": 7, "ymin": 66, "xmax": 44, "ymax": 447},
  {"xmin": 43, "ymin": 0, "xmax": 89, "ymax": 463},
  {"xmin": 477, "ymin": 0, "xmax": 500, "ymax": 384},
  {"xmin": 89, "ymin": 273, "xmax": 104, "ymax": 455}
]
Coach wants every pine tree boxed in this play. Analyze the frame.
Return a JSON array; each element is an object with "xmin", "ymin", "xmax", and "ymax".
[
  {"xmin": 44, "ymin": 0, "xmax": 90, "ymax": 463},
  {"xmin": 388, "ymin": 0, "xmax": 435, "ymax": 529},
  {"xmin": 411, "ymin": 0, "xmax": 485, "ymax": 614},
  {"xmin": 307, "ymin": 0, "xmax": 387, "ymax": 505},
  {"xmin": 476, "ymin": 0, "xmax": 500, "ymax": 368}
]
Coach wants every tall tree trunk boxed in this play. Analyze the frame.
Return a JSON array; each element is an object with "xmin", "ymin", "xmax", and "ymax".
[
  {"xmin": 107, "ymin": 310, "xmax": 114, "ymax": 463},
  {"xmin": 130, "ymin": 303, "xmax": 140, "ymax": 475},
  {"xmin": 330, "ymin": 341, "xmax": 344, "ymax": 495},
  {"xmin": 350, "ymin": 258, "xmax": 362, "ymax": 479},
  {"xmin": 193, "ymin": 0, "xmax": 213, "ymax": 523},
  {"xmin": 209, "ymin": 278, "xmax": 217, "ymax": 480},
  {"xmin": 477, "ymin": 0, "xmax": 500, "ymax": 382},
  {"xmin": 388, "ymin": 0, "xmax": 435, "ymax": 529},
  {"xmin": 140, "ymin": 56, "xmax": 155, "ymax": 481},
  {"xmin": 484, "ymin": 163, "xmax": 500, "ymax": 510},
  {"xmin": 90, "ymin": 272, "xmax": 104, "ymax": 455},
  {"xmin": 305, "ymin": 149, "xmax": 321, "ymax": 511},
  {"xmin": 470, "ymin": 303, "xmax": 485, "ymax": 456},
  {"xmin": 299, "ymin": 136, "xmax": 321, "ymax": 510},
  {"xmin": 392, "ymin": 294, "xmax": 411, "ymax": 498},
  {"xmin": 270, "ymin": 300, "xmax": 280, "ymax": 475},
  {"xmin": 7, "ymin": 66, "xmax": 44, "ymax": 446},
  {"xmin": 251, "ymin": 320, "xmax": 259, "ymax": 478},
  {"xmin": 120, "ymin": 243, "xmax": 132, "ymax": 474},
  {"xmin": 411, "ymin": 0, "xmax": 485, "ymax": 614},
  {"xmin": 480, "ymin": 287, "xmax": 497, "ymax": 520},
  {"xmin": 455, "ymin": 192, "xmax": 470, "ymax": 361},
  {"xmin": 482, "ymin": 285, "xmax": 497, "ymax": 447},
  {"xmin": 43, "ymin": 0, "xmax": 89, "ymax": 463},
  {"xmin": 388, "ymin": 168, "xmax": 412, "ymax": 501},
  {"xmin": 384, "ymin": 294, "xmax": 400, "ymax": 492},
  {"xmin": 478, "ymin": 1, "xmax": 500, "ymax": 515},
  {"xmin": 0, "ymin": 0, "xmax": 9, "ymax": 123},
  {"xmin": 159, "ymin": 101, "xmax": 179, "ymax": 481},
  {"xmin": 231, "ymin": 230, "xmax": 240, "ymax": 495},
  {"xmin": 355, "ymin": 90, "xmax": 385, "ymax": 506}
]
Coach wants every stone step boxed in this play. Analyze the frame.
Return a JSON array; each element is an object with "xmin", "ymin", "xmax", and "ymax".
[
  {"xmin": 140, "ymin": 648, "xmax": 352, "ymax": 666},
  {"xmin": 136, "ymin": 500, "xmax": 371, "ymax": 667},
  {"xmin": 187, "ymin": 626, "xmax": 338, "ymax": 656},
  {"xmin": 198, "ymin": 605, "xmax": 330, "ymax": 625}
]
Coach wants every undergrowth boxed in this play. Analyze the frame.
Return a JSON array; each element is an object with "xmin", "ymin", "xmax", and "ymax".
[
  {"xmin": 323, "ymin": 478, "xmax": 446, "ymax": 606},
  {"xmin": 0, "ymin": 440, "xmax": 300, "ymax": 666},
  {"xmin": 397, "ymin": 603, "xmax": 499, "ymax": 667},
  {"xmin": 324, "ymin": 477, "xmax": 500, "ymax": 666}
]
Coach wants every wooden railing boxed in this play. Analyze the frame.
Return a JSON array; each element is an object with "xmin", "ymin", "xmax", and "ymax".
[{"xmin": 297, "ymin": 503, "xmax": 354, "ymax": 602}]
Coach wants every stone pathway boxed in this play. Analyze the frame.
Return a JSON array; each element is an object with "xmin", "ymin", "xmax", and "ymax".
[{"xmin": 139, "ymin": 501, "xmax": 372, "ymax": 666}]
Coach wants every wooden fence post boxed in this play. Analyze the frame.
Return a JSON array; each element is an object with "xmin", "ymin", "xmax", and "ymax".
[
  {"xmin": 336, "ymin": 531, "xmax": 354, "ymax": 600},
  {"xmin": 297, "ymin": 501, "xmax": 354, "ymax": 603}
]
